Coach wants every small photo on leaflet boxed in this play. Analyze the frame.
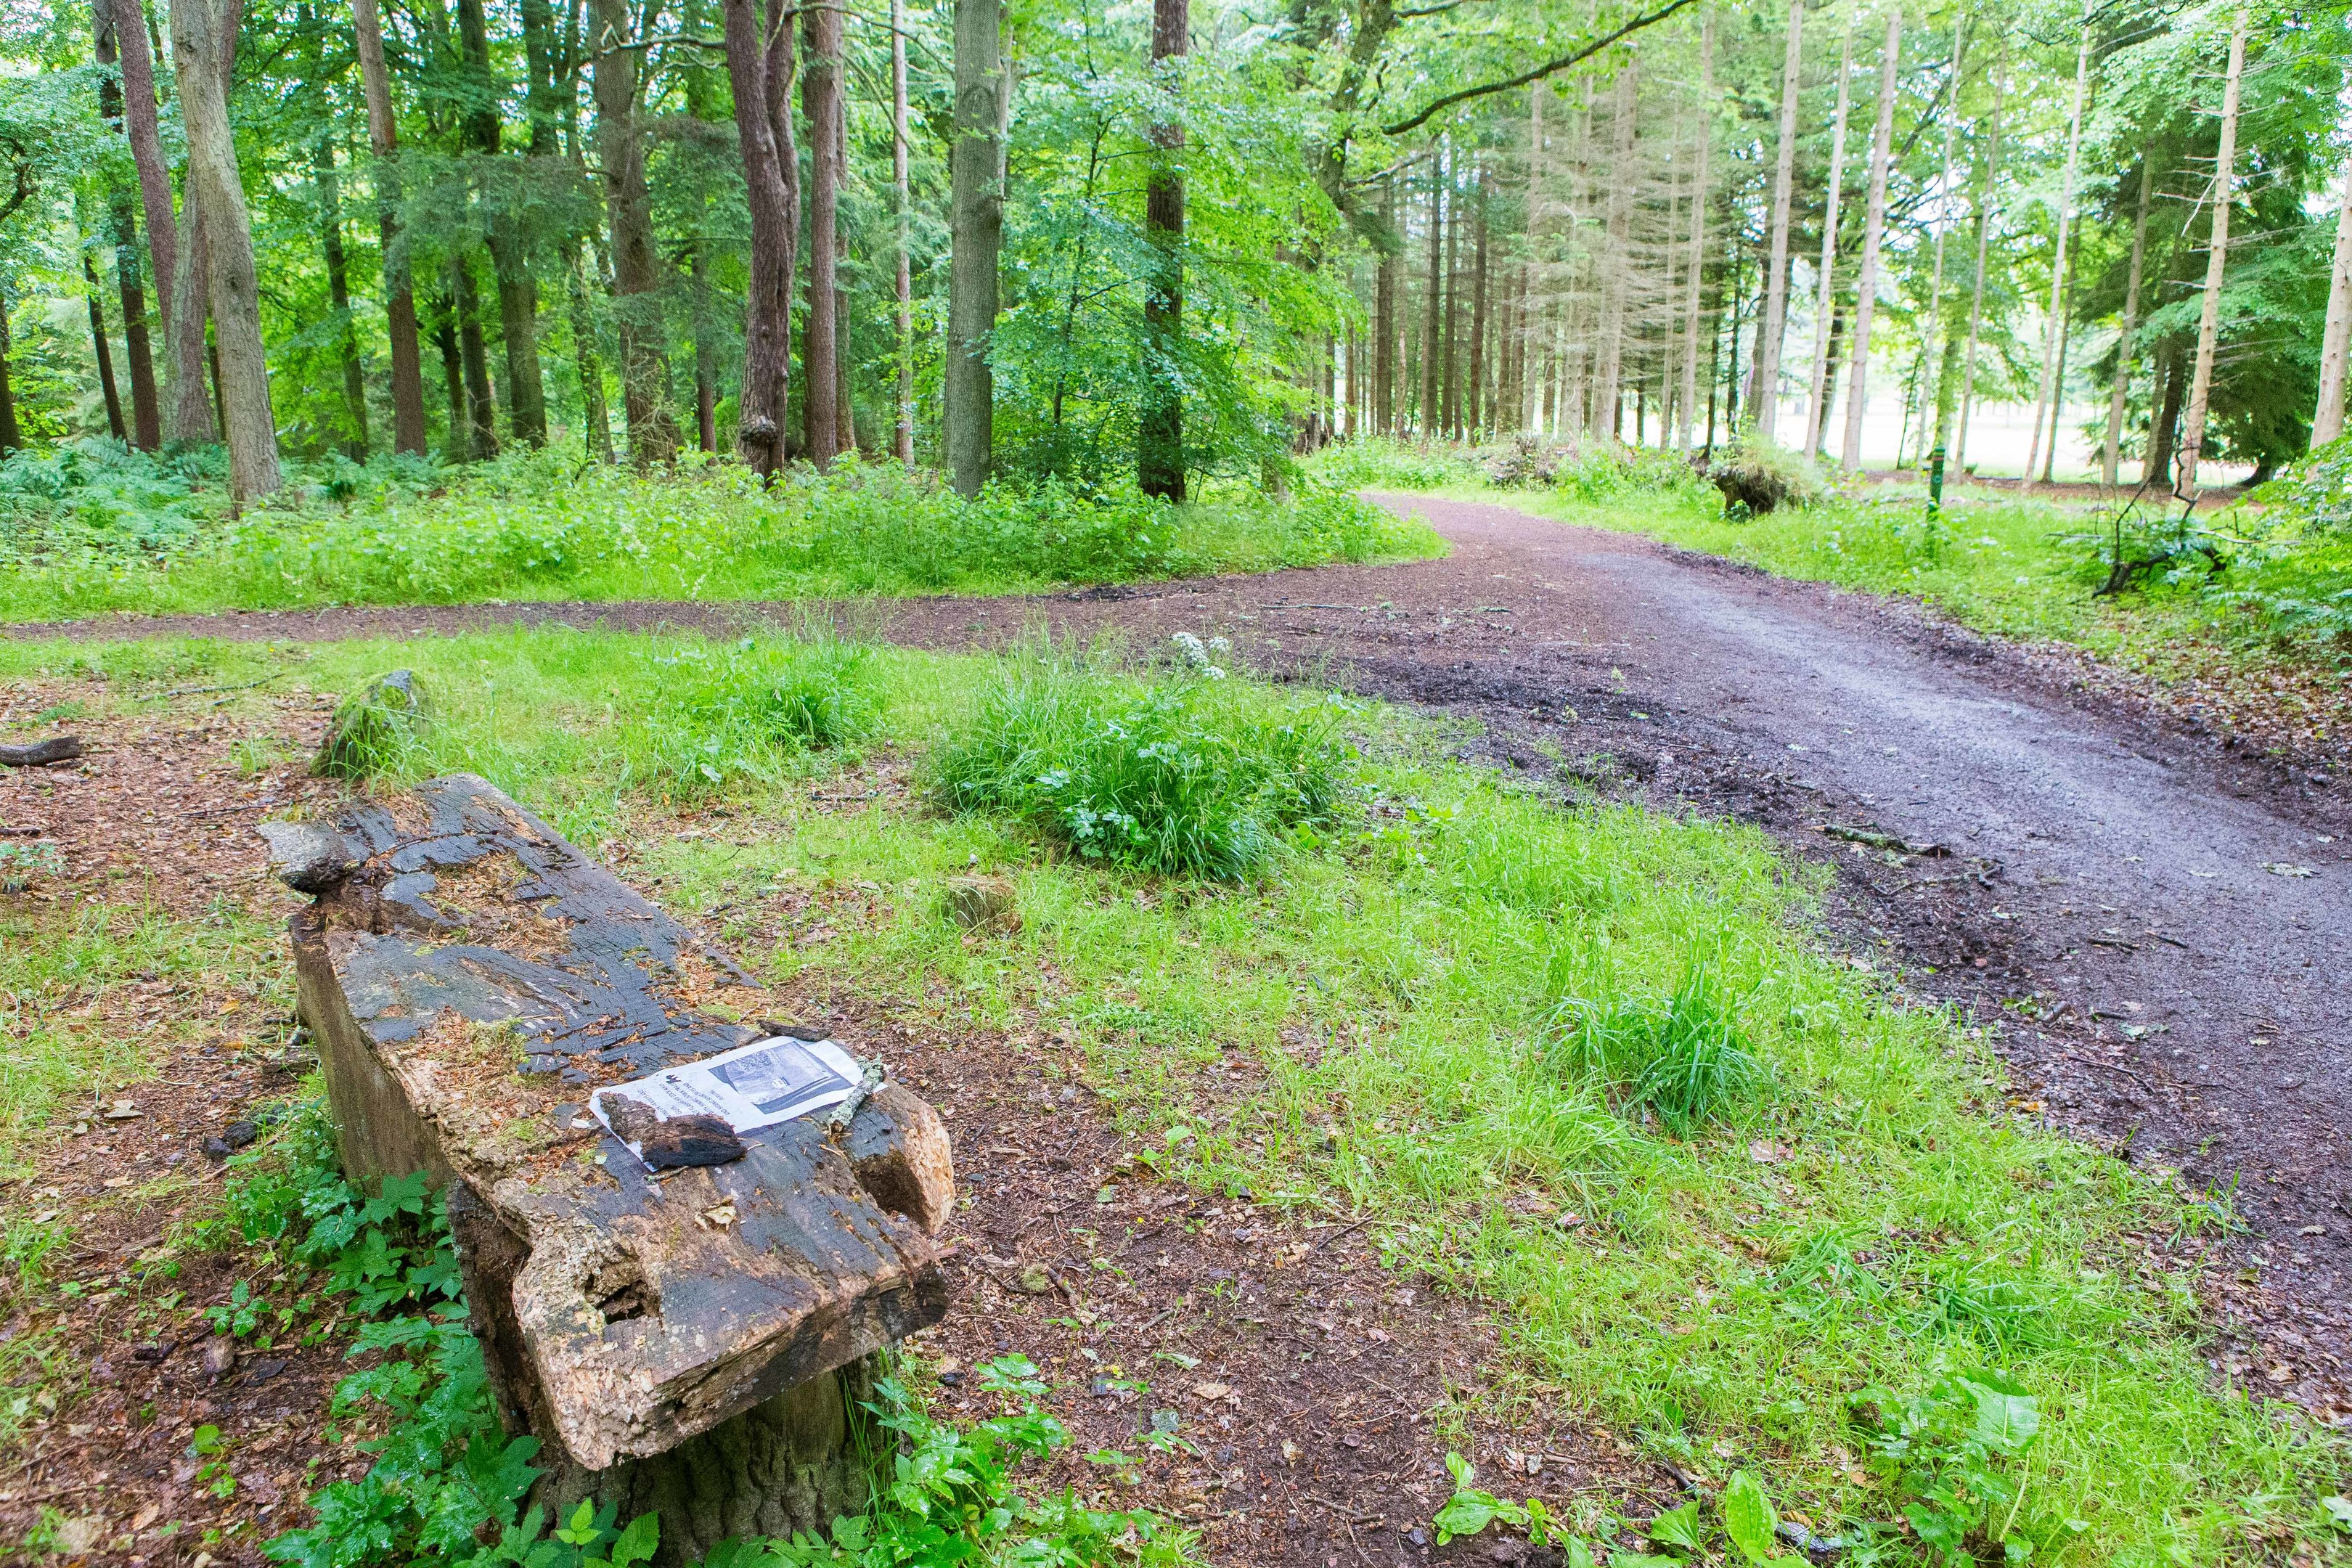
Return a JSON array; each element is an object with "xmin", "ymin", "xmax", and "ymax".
[{"xmin": 712, "ymin": 1039, "xmax": 853, "ymax": 1118}]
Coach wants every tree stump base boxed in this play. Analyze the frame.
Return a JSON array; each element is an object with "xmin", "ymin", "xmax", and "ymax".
[{"xmin": 274, "ymin": 775, "xmax": 955, "ymax": 1563}]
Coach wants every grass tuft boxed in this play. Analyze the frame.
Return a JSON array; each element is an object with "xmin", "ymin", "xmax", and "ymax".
[
  {"xmin": 927, "ymin": 653, "xmax": 1352, "ymax": 879},
  {"xmin": 1548, "ymin": 966, "xmax": 1768, "ymax": 1134},
  {"xmin": 636, "ymin": 633, "xmax": 884, "ymax": 799}
]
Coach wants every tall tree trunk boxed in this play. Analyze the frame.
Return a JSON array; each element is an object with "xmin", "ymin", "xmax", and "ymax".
[
  {"xmin": 1677, "ymin": 17, "xmax": 1712, "ymax": 452},
  {"xmin": 2176, "ymin": 5, "xmax": 2246, "ymax": 501},
  {"xmin": 175, "ymin": 205, "xmax": 215, "ymax": 438},
  {"xmin": 568, "ymin": 243, "xmax": 613, "ymax": 462},
  {"xmin": 90, "ymin": 0, "xmax": 162, "ymax": 449},
  {"xmin": 1837, "ymin": 9, "xmax": 1900, "ymax": 473},
  {"xmin": 803, "ymin": 0, "xmax": 844, "ymax": 465},
  {"xmin": 1429, "ymin": 144, "xmax": 1448, "ymax": 435},
  {"xmin": 1751, "ymin": 0, "xmax": 1802, "ymax": 439},
  {"xmin": 693, "ymin": 245, "xmax": 717, "ymax": 453},
  {"xmin": 684, "ymin": 24, "xmax": 722, "ymax": 457},
  {"xmin": 112, "ymin": 0, "xmax": 212, "ymax": 441},
  {"xmin": 1819, "ymin": 299, "xmax": 1847, "ymax": 437},
  {"xmin": 946, "ymin": 0, "xmax": 1003, "ymax": 494},
  {"xmin": 453, "ymin": 259, "xmax": 499, "ymax": 457},
  {"xmin": 458, "ymin": 0, "xmax": 547, "ymax": 447},
  {"xmin": 171, "ymin": 0, "xmax": 279, "ymax": 498},
  {"xmin": 2021, "ymin": 7, "xmax": 2090, "ymax": 492},
  {"xmin": 1594, "ymin": 65, "xmax": 1636, "ymax": 438},
  {"xmin": 834, "ymin": 97, "xmax": 854, "ymax": 456},
  {"xmin": 436, "ymin": 297, "xmax": 470, "ymax": 460},
  {"xmin": 111, "ymin": 206, "xmax": 160, "ymax": 449},
  {"xmin": 1138, "ymin": 0, "xmax": 1188, "ymax": 494},
  {"xmin": 351, "ymin": 0, "xmax": 427, "ymax": 453},
  {"xmin": 2102, "ymin": 156, "xmax": 2155, "ymax": 483},
  {"xmin": 1953, "ymin": 45, "xmax": 2004, "ymax": 473},
  {"xmin": 2312, "ymin": 152, "xmax": 2352, "ymax": 447},
  {"xmin": 2148, "ymin": 341, "xmax": 2184, "ymax": 484},
  {"xmin": 891, "ymin": 0, "xmax": 914, "ymax": 466},
  {"xmin": 1525, "ymin": 81, "xmax": 1543, "ymax": 435},
  {"xmin": 0, "ymin": 290, "xmax": 21, "ymax": 452},
  {"xmin": 592, "ymin": 0, "xmax": 677, "ymax": 464},
  {"xmin": 2039, "ymin": 245, "xmax": 2076, "ymax": 482},
  {"xmin": 723, "ymin": 0, "xmax": 798, "ymax": 477},
  {"xmin": 1419, "ymin": 168, "xmax": 1443, "ymax": 438},
  {"xmin": 83, "ymin": 256, "xmax": 128, "ymax": 440},
  {"xmin": 315, "ymin": 138, "xmax": 370, "ymax": 460},
  {"xmin": 1802, "ymin": 20, "xmax": 1852, "ymax": 456},
  {"xmin": 519, "ymin": 0, "xmax": 563, "ymax": 153},
  {"xmin": 1468, "ymin": 171, "xmax": 1488, "ymax": 438},
  {"xmin": 1918, "ymin": 13, "xmax": 1967, "ymax": 457},
  {"xmin": 1373, "ymin": 176, "xmax": 1396, "ymax": 436}
]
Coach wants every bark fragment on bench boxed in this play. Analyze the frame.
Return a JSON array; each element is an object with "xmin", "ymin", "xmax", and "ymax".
[{"xmin": 279, "ymin": 773, "xmax": 955, "ymax": 1483}]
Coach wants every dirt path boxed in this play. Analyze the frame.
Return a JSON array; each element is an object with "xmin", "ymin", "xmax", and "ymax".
[{"xmin": 9, "ymin": 492, "xmax": 2348, "ymax": 1411}]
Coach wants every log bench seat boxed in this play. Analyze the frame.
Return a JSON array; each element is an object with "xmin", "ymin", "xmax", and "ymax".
[{"xmin": 267, "ymin": 773, "xmax": 955, "ymax": 1560}]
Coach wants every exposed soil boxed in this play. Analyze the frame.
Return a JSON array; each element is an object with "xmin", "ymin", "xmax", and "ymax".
[
  {"xmin": 794, "ymin": 981, "xmax": 1667, "ymax": 1568},
  {"xmin": 0, "ymin": 694, "xmax": 1666, "ymax": 1566}
]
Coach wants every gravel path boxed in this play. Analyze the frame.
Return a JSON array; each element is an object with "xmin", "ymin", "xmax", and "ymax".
[{"xmin": 9, "ymin": 490, "xmax": 2346, "ymax": 1410}]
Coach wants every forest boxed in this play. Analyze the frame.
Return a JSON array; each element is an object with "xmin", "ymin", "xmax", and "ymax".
[{"xmin": 0, "ymin": 0, "xmax": 2345, "ymax": 503}]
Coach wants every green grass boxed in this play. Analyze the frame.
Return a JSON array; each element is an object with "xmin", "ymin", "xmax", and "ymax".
[
  {"xmin": 927, "ymin": 648, "xmax": 1351, "ymax": 879},
  {"xmin": 0, "ymin": 446, "xmax": 1441, "ymax": 621},
  {"xmin": 0, "ymin": 896, "xmax": 285, "ymax": 1168},
  {"xmin": 1, "ymin": 629, "xmax": 2343, "ymax": 1560}
]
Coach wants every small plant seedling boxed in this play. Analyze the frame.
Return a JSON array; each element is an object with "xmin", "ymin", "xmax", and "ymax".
[{"xmin": 190, "ymin": 1423, "xmax": 237, "ymax": 1500}]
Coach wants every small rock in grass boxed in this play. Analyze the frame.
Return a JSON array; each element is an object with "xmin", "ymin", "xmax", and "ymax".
[
  {"xmin": 254, "ymin": 820, "xmax": 362, "ymax": 894},
  {"xmin": 312, "ymin": 669, "xmax": 430, "ymax": 781},
  {"xmin": 943, "ymin": 873, "xmax": 1019, "ymax": 932},
  {"xmin": 201, "ymin": 1336, "xmax": 239, "ymax": 1379}
]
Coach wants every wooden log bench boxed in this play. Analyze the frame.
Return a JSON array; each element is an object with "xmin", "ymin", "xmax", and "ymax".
[{"xmin": 267, "ymin": 774, "xmax": 955, "ymax": 1562}]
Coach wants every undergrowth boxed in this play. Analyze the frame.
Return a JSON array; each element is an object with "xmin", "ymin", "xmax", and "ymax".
[{"xmin": 0, "ymin": 446, "xmax": 1439, "ymax": 619}]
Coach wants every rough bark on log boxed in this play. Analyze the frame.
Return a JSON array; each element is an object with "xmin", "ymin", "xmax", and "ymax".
[{"xmin": 274, "ymin": 774, "xmax": 954, "ymax": 1561}]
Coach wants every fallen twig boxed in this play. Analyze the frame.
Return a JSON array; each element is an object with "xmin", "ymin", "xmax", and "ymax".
[
  {"xmin": 1311, "ymin": 1212, "xmax": 1376, "ymax": 1251},
  {"xmin": 2064, "ymin": 1052, "xmax": 2151, "ymax": 1087},
  {"xmin": 1299, "ymin": 1490, "xmax": 1384, "ymax": 1524}
]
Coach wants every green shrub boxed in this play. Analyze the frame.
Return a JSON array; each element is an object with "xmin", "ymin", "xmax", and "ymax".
[
  {"xmin": 1312, "ymin": 437, "xmax": 1487, "ymax": 491},
  {"xmin": 2250, "ymin": 432, "xmax": 2352, "ymax": 538},
  {"xmin": 928, "ymin": 654, "xmax": 1352, "ymax": 879},
  {"xmin": 1546, "ymin": 966, "xmax": 1766, "ymax": 1133}
]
